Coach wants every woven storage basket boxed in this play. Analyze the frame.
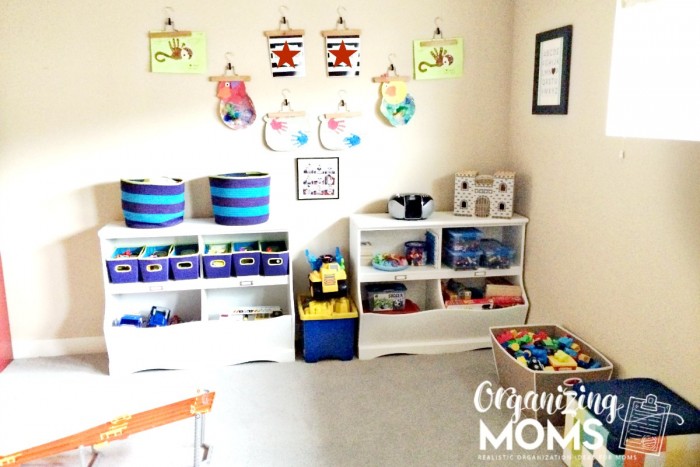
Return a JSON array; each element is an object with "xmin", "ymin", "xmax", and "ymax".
[
  {"xmin": 120, "ymin": 178, "xmax": 185, "ymax": 228},
  {"xmin": 209, "ymin": 172, "xmax": 270, "ymax": 225}
]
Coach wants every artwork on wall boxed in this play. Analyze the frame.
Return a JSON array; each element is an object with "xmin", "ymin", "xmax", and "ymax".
[
  {"xmin": 264, "ymin": 92, "xmax": 309, "ymax": 151},
  {"xmin": 296, "ymin": 157, "xmax": 340, "ymax": 200},
  {"xmin": 265, "ymin": 8, "xmax": 305, "ymax": 78},
  {"xmin": 208, "ymin": 60, "xmax": 256, "ymax": 130},
  {"xmin": 372, "ymin": 59, "xmax": 415, "ymax": 127},
  {"xmin": 318, "ymin": 96, "xmax": 362, "ymax": 150},
  {"xmin": 149, "ymin": 31, "xmax": 207, "ymax": 74},
  {"xmin": 532, "ymin": 25, "xmax": 573, "ymax": 115},
  {"xmin": 321, "ymin": 9, "xmax": 361, "ymax": 77},
  {"xmin": 412, "ymin": 19, "xmax": 463, "ymax": 80}
]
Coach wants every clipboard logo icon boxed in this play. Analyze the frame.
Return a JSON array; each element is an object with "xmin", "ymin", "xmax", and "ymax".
[{"xmin": 619, "ymin": 394, "xmax": 679, "ymax": 455}]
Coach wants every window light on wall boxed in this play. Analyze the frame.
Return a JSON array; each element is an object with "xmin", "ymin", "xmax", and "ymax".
[{"xmin": 606, "ymin": 0, "xmax": 700, "ymax": 142}]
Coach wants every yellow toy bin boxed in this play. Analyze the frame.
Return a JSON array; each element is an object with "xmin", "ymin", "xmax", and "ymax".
[{"xmin": 297, "ymin": 296, "xmax": 358, "ymax": 363}]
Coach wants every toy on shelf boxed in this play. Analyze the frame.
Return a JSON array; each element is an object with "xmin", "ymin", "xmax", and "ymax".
[
  {"xmin": 453, "ymin": 170, "xmax": 515, "ymax": 218},
  {"xmin": 305, "ymin": 247, "xmax": 348, "ymax": 300},
  {"xmin": 495, "ymin": 328, "xmax": 604, "ymax": 372},
  {"xmin": 371, "ymin": 253, "xmax": 408, "ymax": 271}
]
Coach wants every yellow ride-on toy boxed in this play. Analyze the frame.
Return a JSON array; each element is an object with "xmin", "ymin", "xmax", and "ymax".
[{"xmin": 305, "ymin": 247, "xmax": 348, "ymax": 300}]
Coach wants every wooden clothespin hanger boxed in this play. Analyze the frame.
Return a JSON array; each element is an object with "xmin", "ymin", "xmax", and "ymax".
[
  {"xmin": 208, "ymin": 53, "xmax": 251, "ymax": 82},
  {"xmin": 264, "ymin": 5, "xmax": 305, "ymax": 38},
  {"xmin": 321, "ymin": 6, "xmax": 361, "ymax": 38},
  {"xmin": 149, "ymin": 7, "xmax": 192, "ymax": 38},
  {"xmin": 418, "ymin": 17, "xmax": 458, "ymax": 47},
  {"xmin": 324, "ymin": 91, "xmax": 361, "ymax": 119},
  {"xmin": 372, "ymin": 54, "xmax": 410, "ymax": 82},
  {"xmin": 266, "ymin": 89, "xmax": 306, "ymax": 118}
]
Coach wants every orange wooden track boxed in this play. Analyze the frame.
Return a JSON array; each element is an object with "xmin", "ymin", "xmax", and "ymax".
[{"xmin": 0, "ymin": 390, "xmax": 215, "ymax": 466}]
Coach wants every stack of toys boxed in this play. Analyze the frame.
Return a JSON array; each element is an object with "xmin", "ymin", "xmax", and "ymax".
[{"xmin": 495, "ymin": 328, "xmax": 603, "ymax": 372}]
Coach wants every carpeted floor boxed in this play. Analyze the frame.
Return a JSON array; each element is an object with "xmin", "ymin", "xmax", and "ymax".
[{"xmin": 0, "ymin": 350, "xmax": 565, "ymax": 466}]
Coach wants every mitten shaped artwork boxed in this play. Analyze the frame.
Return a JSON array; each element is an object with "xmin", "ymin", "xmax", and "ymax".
[{"xmin": 216, "ymin": 80, "xmax": 256, "ymax": 130}]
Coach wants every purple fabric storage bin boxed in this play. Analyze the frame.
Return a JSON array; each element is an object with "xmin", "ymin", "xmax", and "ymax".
[
  {"xmin": 106, "ymin": 246, "xmax": 143, "ymax": 283},
  {"xmin": 138, "ymin": 245, "xmax": 172, "ymax": 282},
  {"xmin": 120, "ymin": 178, "xmax": 185, "ymax": 229},
  {"xmin": 169, "ymin": 244, "xmax": 199, "ymax": 280},
  {"xmin": 209, "ymin": 172, "xmax": 270, "ymax": 226},
  {"xmin": 260, "ymin": 241, "xmax": 289, "ymax": 276},
  {"xmin": 202, "ymin": 243, "xmax": 232, "ymax": 278},
  {"xmin": 232, "ymin": 241, "xmax": 261, "ymax": 276}
]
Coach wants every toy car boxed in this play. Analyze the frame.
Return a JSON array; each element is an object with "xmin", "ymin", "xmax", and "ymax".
[
  {"xmin": 148, "ymin": 306, "xmax": 171, "ymax": 327},
  {"xmin": 305, "ymin": 247, "xmax": 348, "ymax": 300},
  {"xmin": 117, "ymin": 314, "xmax": 144, "ymax": 327}
]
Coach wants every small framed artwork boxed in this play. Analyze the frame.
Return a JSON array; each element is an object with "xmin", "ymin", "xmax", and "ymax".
[
  {"xmin": 296, "ymin": 157, "xmax": 339, "ymax": 200},
  {"xmin": 532, "ymin": 25, "xmax": 573, "ymax": 115}
]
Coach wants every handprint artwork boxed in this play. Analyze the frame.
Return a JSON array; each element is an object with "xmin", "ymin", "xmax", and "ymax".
[
  {"xmin": 318, "ymin": 116, "xmax": 362, "ymax": 150},
  {"xmin": 379, "ymin": 80, "xmax": 415, "ymax": 126},
  {"xmin": 217, "ymin": 81, "xmax": 256, "ymax": 130},
  {"xmin": 263, "ymin": 115, "xmax": 310, "ymax": 151}
]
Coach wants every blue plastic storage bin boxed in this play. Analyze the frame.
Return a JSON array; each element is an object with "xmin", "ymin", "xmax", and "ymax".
[
  {"xmin": 444, "ymin": 228, "xmax": 483, "ymax": 251},
  {"xmin": 443, "ymin": 247, "xmax": 482, "ymax": 270},
  {"xmin": 298, "ymin": 296, "xmax": 358, "ymax": 363},
  {"xmin": 480, "ymin": 239, "xmax": 515, "ymax": 269}
]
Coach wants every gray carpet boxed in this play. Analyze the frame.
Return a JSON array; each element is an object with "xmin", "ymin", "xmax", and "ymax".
[{"xmin": 0, "ymin": 350, "xmax": 565, "ymax": 466}]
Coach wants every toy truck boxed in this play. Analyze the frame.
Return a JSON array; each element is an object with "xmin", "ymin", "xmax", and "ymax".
[
  {"xmin": 305, "ymin": 247, "xmax": 348, "ymax": 300},
  {"xmin": 148, "ymin": 306, "xmax": 171, "ymax": 327}
]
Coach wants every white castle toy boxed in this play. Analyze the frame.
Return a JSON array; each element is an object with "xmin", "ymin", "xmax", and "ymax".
[{"xmin": 453, "ymin": 170, "xmax": 515, "ymax": 218}]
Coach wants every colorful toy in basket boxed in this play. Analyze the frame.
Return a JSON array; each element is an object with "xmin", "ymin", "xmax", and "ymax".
[
  {"xmin": 305, "ymin": 247, "xmax": 348, "ymax": 300},
  {"xmin": 496, "ymin": 328, "xmax": 603, "ymax": 372}
]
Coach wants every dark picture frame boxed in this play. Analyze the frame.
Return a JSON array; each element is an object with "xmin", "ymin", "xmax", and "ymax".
[
  {"xmin": 296, "ymin": 157, "xmax": 340, "ymax": 200},
  {"xmin": 532, "ymin": 25, "xmax": 573, "ymax": 115}
]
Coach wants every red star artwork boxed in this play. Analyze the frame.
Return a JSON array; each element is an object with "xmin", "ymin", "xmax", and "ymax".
[
  {"xmin": 329, "ymin": 41, "xmax": 356, "ymax": 67},
  {"xmin": 273, "ymin": 42, "xmax": 300, "ymax": 68}
]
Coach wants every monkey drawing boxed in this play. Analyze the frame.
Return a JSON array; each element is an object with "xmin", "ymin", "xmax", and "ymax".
[
  {"xmin": 418, "ymin": 47, "xmax": 454, "ymax": 72},
  {"xmin": 154, "ymin": 38, "xmax": 193, "ymax": 62}
]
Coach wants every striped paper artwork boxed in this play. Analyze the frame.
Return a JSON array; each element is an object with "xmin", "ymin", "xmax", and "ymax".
[
  {"xmin": 325, "ymin": 35, "xmax": 360, "ymax": 77},
  {"xmin": 268, "ymin": 35, "xmax": 305, "ymax": 78}
]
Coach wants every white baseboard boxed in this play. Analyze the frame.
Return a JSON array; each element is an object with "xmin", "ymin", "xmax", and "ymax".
[{"xmin": 12, "ymin": 336, "xmax": 106, "ymax": 359}]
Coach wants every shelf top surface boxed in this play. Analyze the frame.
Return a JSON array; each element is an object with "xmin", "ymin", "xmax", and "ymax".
[
  {"xmin": 99, "ymin": 218, "xmax": 291, "ymax": 239},
  {"xmin": 350, "ymin": 212, "xmax": 528, "ymax": 229}
]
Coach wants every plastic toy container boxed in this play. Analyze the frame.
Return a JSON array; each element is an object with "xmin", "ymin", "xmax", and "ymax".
[
  {"xmin": 138, "ymin": 245, "xmax": 172, "ymax": 282},
  {"xmin": 106, "ymin": 246, "xmax": 143, "ymax": 283},
  {"xmin": 443, "ymin": 248, "xmax": 482, "ymax": 270},
  {"xmin": 202, "ymin": 243, "xmax": 232, "ymax": 278},
  {"xmin": 260, "ymin": 241, "xmax": 289, "ymax": 276},
  {"xmin": 444, "ymin": 227, "xmax": 483, "ymax": 251},
  {"xmin": 232, "ymin": 241, "xmax": 261, "ymax": 276},
  {"xmin": 169, "ymin": 244, "xmax": 200, "ymax": 280},
  {"xmin": 480, "ymin": 239, "xmax": 515, "ymax": 269},
  {"xmin": 364, "ymin": 283, "xmax": 407, "ymax": 311},
  {"xmin": 298, "ymin": 296, "xmax": 358, "ymax": 363},
  {"xmin": 404, "ymin": 241, "xmax": 427, "ymax": 266},
  {"xmin": 490, "ymin": 324, "xmax": 613, "ymax": 426}
]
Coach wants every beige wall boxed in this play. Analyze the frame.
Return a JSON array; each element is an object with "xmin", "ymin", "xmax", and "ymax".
[
  {"xmin": 0, "ymin": 1, "xmax": 513, "ymax": 349},
  {"xmin": 510, "ymin": 0, "xmax": 700, "ymax": 406}
]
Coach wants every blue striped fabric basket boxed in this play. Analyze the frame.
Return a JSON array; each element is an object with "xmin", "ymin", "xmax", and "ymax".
[
  {"xmin": 121, "ymin": 178, "xmax": 185, "ymax": 228},
  {"xmin": 209, "ymin": 172, "xmax": 270, "ymax": 225}
]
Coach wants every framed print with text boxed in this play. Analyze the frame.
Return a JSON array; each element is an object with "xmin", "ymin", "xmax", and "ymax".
[
  {"xmin": 296, "ymin": 157, "xmax": 339, "ymax": 200},
  {"xmin": 532, "ymin": 25, "xmax": 572, "ymax": 114}
]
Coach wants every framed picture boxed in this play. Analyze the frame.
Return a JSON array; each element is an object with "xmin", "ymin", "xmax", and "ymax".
[
  {"xmin": 532, "ymin": 25, "xmax": 573, "ymax": 115},
  {"xmin": 296, "ymin": 157, "xmax": 339, "ymax": 200}
]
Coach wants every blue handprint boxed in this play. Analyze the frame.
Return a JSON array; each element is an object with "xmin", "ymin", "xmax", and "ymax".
[
  {"xmin": 292, "ymin": 131, "xmax": 309, "ymax": 147},
  {"xmin": 344, "ymin": 134, "xmax": 361, "ymax": 147}
]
